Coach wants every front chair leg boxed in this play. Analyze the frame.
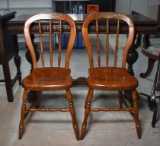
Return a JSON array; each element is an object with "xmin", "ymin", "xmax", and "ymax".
[
  {"xmin": 132, "ymin": 89, "xmax": 141, "ymax": 139},
  {"xmin": 81, "ymin": 88, "xmax": 93, "ymax": 140},
  {"xmin": 19, "ymin": 89, "xmax": 28, "ymax": 140},
  {"xmin": 66, "ymin": 89, "xmax": 79, "ymax": 140}
]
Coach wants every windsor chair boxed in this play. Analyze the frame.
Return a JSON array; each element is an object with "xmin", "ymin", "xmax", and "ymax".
[
  {"xmin": 80, "ymin": 12, "xmax": 141, "ymax": 139},
  {"xmin": 19, "ymin": 12, "xmax": 79, "ymax": 140}
]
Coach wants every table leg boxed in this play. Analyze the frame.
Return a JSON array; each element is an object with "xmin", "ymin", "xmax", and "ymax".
[
  {"xmin": 2, "ymin": 60, "xmax": 14, "ymax": 102},
  {"xmin": 140, "ymin": 58, "xmax": 156, "ymax": 78},
  {"xmin": 124, "ymin": 35, "xmax": 139, "ymax": 105},
  {"xmin": 126, "ymin": 34, "xmax": 151, "ymax": 76},
  {"xmin": 127, "ymin": 35, "xmax": 139, "ymax": 76},
  {"xmin": 143, "ymin": 34, "xmax": 150, "ymax": 48},
  {"xmin": 13, "ymin": 35, "xmax": 21, "ymax": 85}
]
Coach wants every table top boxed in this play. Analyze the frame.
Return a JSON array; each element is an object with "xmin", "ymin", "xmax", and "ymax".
[
  {"xmin": 0, "ymin": 10, "xmax": 16, "ymax": 16},
  {"xmin": 9, "ymin": 13, "xmax": 158, "ymax": 25},
  {"xmin": 7, "ymin": 12, "xmax": 159, "ymax": 35},
  {"xmin": 0, "ymin": 10, "xmax": 16, "ymax": 23}
]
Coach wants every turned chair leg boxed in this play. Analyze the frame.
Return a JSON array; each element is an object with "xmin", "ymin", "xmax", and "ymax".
[
  {"xmin": 81, "ymin": 89, "xmax": 93, "ymax": 140},
  {"xmin": 66, "ymin": 89, "xmax": 79, "ymax": 140},
  {"xmin": 132, "ymin": 89, "xmax": 141, "ymax": 139},
  {"xmin": 19, "ymin": 89, "xmax": 28, "ymax": 140}
]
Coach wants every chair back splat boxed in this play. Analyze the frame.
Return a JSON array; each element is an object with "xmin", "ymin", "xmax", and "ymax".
[
  {"xmin": 82, "ymin": 12, "xmax": 135, "ymax": 69},
  {"xmin": 19, "ymin": 12, "xmax": 79, "ymax": 140},
  {"xmin": 81, "ymin": 12, "xmax": 141, "ymax": 140},
  {"xmin": 24, "ymin": 13, "xmax": 76, "ymax": 70}
]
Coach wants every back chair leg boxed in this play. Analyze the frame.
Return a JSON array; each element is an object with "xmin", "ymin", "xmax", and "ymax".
[
  {"xmin": 80, "ymin": 88, "xmax": 93, "ymax": 140},
  {"xmin": 66, "ymin": 89, "xmax": 79, "ymax": 140},
  {"xmin": 118, "ymin": 91, "xmax": 123, "ymax": 108},
  {"xmin": 35, "ymin": 91, "xmax": 41, "ymax": 108},
  {"xmin": 19, "ymin": 89, "xmax": 28, "ymax": 140},
  {"xmin": 132, "ymin": 89, "xmax": 141, "ymax": 139}
]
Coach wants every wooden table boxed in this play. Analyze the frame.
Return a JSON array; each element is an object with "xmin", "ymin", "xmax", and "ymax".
[
  {"xmin": 6, "ymin": 13, "xmax": 159, "ymax": 88},
  {"xmin": 8, "ymin": 13, "xmax": 158, "ymax": 35},
  {"xmin": 0, "ymin": 11, "xmax": 21, "ymax": 102}
]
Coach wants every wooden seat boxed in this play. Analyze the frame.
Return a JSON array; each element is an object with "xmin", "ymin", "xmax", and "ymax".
[
  {"xmin": 140, "ymin": 38, "xmax": 160, "ymax": 127},
  {"xmin": 19, "ymin": 12, "xmax": 79, "ymax": 140},
  {"xmin": 80, "ymin": 12, "xmax": 141, "ymax": 139}
]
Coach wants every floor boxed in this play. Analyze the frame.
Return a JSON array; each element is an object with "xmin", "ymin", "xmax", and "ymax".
[{"xmin": 0, "ymin": 35, "xmax": 160, "ymax": 146}]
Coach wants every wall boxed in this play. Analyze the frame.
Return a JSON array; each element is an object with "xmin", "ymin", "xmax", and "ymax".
[
  {"xmin": 115, "ymin": 0, "xmax": 131, "ymax": 14},
  {"xmin": 0, "ymin": 0, "xmax": 52, "ymax": 16},
  {"xmin": 1, "ymin": 0, "xmax": 158, "ymax": 19},
  {"xmin": 0, "ymin": 0, "xmax": 52, "ymax": 42},
  {"xmin": 115, "ymin": 0, "xmax": 159, "ymax": 20}
]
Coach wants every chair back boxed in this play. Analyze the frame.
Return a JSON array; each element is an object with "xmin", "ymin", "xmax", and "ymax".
[
  {"xmin": 24, "ymin": 12, "xmax": 76, "ymax": 70},
  {"xmin": 82, "ymin": 12, "xmax": 135, "ymax": 69}
]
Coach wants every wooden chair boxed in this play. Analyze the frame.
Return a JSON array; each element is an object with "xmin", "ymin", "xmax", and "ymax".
[
  {"xmin": 139, "ymin": 38, "xmax": 160, "ymax": 128},
  {"xmin": 19, "ymin": 12, "xmax": 79, "ymax": 140},
  {"xmin": 80, "ymin": 12, "xmax": 141, "ymax": 139},
  {"xmin": 140, "ymin": 38, "xmax": 160, "ymax": 90}
]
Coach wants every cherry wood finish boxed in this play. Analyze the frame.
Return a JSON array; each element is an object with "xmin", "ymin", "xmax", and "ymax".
[
  {"xmin": 19, "ymin": 12, "xmax": 79, "ymax": 140},
  {"xmin": 80, "ymin": 12, "xmax": 141, "ymax": 139},
  {"xmin": 0, "ymin": 11, "xmax": 21, "ymax": 102}
]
